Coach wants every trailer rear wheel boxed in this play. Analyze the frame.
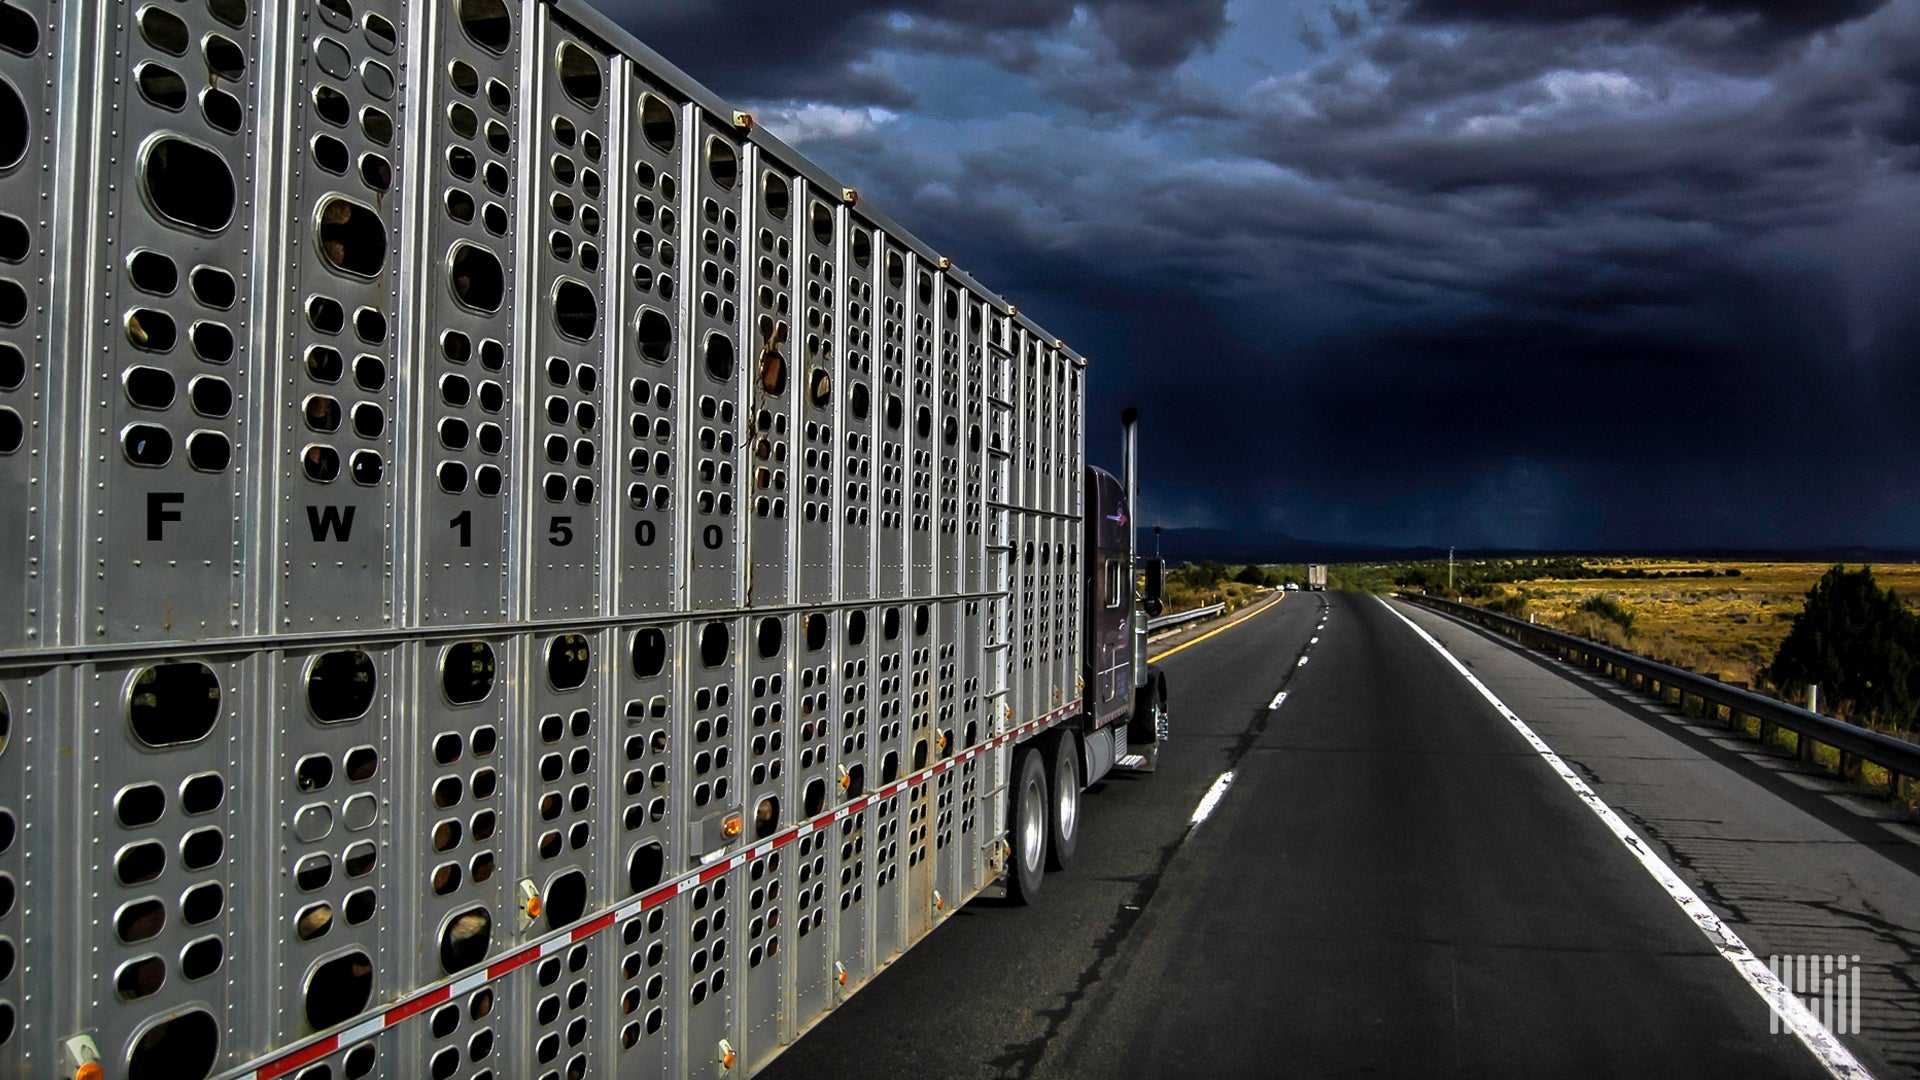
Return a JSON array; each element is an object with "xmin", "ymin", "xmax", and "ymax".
[
  {"xmin": 1044, "ymin": 729, "xmax": 1082, "ymax": 871},
  {"xmin": 1007, "ymin": 744, "xmax": 1048, "ymax": 904}
]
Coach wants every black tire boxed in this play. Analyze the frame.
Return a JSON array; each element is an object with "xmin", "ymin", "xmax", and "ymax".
[
  {"xmin": 1044, "ymin": 729, "xmax": 1083, "ymax": 872},
  {"xmin": 1007, "ymin": 744, "xmax": 1048, "ymax": 904}
]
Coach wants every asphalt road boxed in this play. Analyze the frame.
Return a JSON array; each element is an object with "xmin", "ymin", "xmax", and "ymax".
[{"xmin": 755, "ymin": 591, "xmax": 1844, "ymax": 1080}]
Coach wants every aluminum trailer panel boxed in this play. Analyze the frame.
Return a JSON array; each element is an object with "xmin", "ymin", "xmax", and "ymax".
[{"xmin": 0, "ymin": 2, "xmax": 1090, "ymax": 1078}]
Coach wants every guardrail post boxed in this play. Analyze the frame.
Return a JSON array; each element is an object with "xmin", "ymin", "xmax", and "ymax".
[{"xmin": 1797, "ymin": 730, "xmax": 1815, "ymax": 764}]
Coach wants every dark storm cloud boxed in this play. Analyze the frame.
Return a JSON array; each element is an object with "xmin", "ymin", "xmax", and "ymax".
[
  {"xmin": 618, "ymin": 0, "xmax": 1920, "ymax": 549},
  {"xmin": 606, "ymin": 0, "xmax": 1229, "ymax": 107},
  {"xmin": 1404, "ymin": 0, "xmax": 1890, "ymax": 38}
]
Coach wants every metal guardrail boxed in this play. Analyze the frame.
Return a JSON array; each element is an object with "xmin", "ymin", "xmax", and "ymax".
[
  {"xmin": 1147, "ymin": 603, "xmax": 1225, "ymax": 632},
  {"xmin": 1398, "ymin": 592, "xmax": 1920, "ymax": 795}
]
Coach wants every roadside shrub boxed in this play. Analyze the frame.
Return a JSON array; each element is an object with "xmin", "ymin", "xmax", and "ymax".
[
  {"xmin": 1579, "ymin": 594, "xmax": 1635, "ymax": 635},
  {"xmin": 1768, "ymin": 565, "xmax": 1920, "ymax": 731}
]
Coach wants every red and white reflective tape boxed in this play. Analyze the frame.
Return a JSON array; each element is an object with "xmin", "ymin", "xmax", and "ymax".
[{"xmin": 220, "ymin": 701, "xmax": 1082, "ymax": 1080}]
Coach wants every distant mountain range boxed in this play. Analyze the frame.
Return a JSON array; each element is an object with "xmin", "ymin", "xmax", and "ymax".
[{"xmin": 1144, "ymin": 528, "xmax": 1920, "ymax": 566}]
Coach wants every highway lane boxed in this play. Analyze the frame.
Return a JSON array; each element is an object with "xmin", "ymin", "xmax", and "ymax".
[{"xmin": 756, "ymin": 591, "xmax": 1838, "ymax": 1079}]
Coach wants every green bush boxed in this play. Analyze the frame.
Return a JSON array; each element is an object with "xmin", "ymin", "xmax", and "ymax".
[
  {"xmin": 1768, "ymin": 565, "xmax": 1920, "ymax": 731},
  {"xmin": 1579, "ymin": 594, "xmax": 1635, "ymax": 634}
]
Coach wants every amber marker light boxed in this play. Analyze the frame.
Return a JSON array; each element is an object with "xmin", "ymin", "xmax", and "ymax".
[{"xmin": 722, "ymin": 812, "xmax": 743, "ymax": 839}]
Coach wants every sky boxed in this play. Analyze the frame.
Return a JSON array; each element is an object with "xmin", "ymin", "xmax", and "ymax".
[{"xmin": 603, "ymin": 0, "xmax": 1920, "ymax": 551}]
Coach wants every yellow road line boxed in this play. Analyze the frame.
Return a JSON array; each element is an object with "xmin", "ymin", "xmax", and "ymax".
[{"xmin": 1148, "ymin": 594, "xmax": 1286, "ymax": 663}]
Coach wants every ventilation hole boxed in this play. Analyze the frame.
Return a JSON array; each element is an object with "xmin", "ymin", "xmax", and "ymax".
[
  {"xmin": 352, "ymin": 402, "xmax": 384, "ymax": 438},
  {"xmin": 199, "ymin": 85, "xmax": 242, "ymax": 132},
  {"xmin": 305, "ymin": 951, "xmax": 374, "ymax": 1030},
  {"xmin": 0, "ymin": 3, "xmax": 38, "ymax": 55},
  {"xmin": 484, "ymin": 119, "xmax": 508, "ymax": 154},
  {"xmin": 700, "ymin": 622, "xmax": 730, "ymax": 668},
  {"xmin": 129, "ymin": 662, "xmax": 220, "ymax": 747},
  {"xmin": 343, "ymin": 840, "xmax": 375, "ymax": 877},
  {"xmin": 637, "ymin": 308, "xmax": 671, "ymax": 363},
  {"xmin": 704, "ymin": 332, "xmax": 734, "ymax": 382},
  {"xmin": 296, "ymin": 902, "xmax": 334, "ymax": 941},
  {"xmin": 144, "ymin": 137, "xmax": 236, "ymax": 233},
  {"xmin": 184, "ymin": 430, "xmax": 230, "ymax": 472},
  {"xmin": 115, "ymin": 958, "xmax": 164, "ymax": 1001},
  {"xmin": 181, "ymin": 826, "xmax": 223, "ymax": 870},
  {"xmin": 191, "ymin": 321, "xmax": 234, "ymax": 363},
  {"xmin": 190, "ymin": 265, "xmax": 236, "ymax": 307},
  {"xmin": 305, "ymin": 395, "xmax": 342, "ymax": 432},
  {"xmin": 115, "ymin": 841, "xmax": 166, "ymax": 886},
  {"xmin": 307, "ymin": 650, "xmax": 376, "ymax": 722},
  {"xmin": 136, "ymin": 62, "xmax": 187, "ymax": 110},
  {"xmin": 943, "ymin": 415, "xmax": 959, "ymax": 446},
  {"xmin": 556, "ymin": 41, "xmax": 601, "ymax": 106},
  {"xmin": 450, "ymin": 242, "xmax": 504, "ymax": 311},
  {"xmin": 885, "ymin": 394, "xmax": 903, "ymax": 431},
  {"xmin": 849, "ymin": 383, "xmax": 869, "ymax": 421},
  {"xmin": 0, "ymin": 279, "xmax": 23, "ymax": 328},
  {"xmin": 363, "ymin": 107, "xmax": 393, "ymax": 145},
  {"xmin": 847, "ymin": 609, "xmax": 867, "ymax": 646},
  {"xmin": 352, "ymin": 446, "xmax": 383, "ymax": 484},
  {"xmin": 442, "ymin": 641, "xmax": 496, "ymax": 705},
  {"xmin": 123, "ymin": 366, "xmax": 176, "ymax": 411},
  {"xmin": 448, "ymin": 101, "xmax": 477, "ymax": 139},
  {"xmin": 547, "ymin": 634, "xmax": 591, "ymax": 691},
  {"xmin": 181, "ymin": 882, "xmax": 224, "ymax": 924},
  {"xmin": 199, "ymin": 34, "xmax": 245, "ymax": 80},
  {"xmin": 117, "ymin": 898, "xmax": 166, "ymax": 943},
  {"xmin": 305, "ymin": 345, "xmax": 343, "ymax": 383},
  {"xmin": 181, "ymin": 772, "xmax": 225, "ymax": 814},
  {"xmin": 295, "ymin": 854, "xmax": 332, "ymax": 892},
  {"xmin": 318, "ymin": 197, "xmax": 386, "ymax": 277},
  {"xmin": 296, "ymin": 753, "xmax": 335, "ymax": 794},
  {"xmin": 361, "ymin": 153, "xmax": 392, "ymax": 191},
  {"xmin": 127, "ymin": 1008, "xmax": 219, "ymax": 1080},
  {"xmin": 449, "ymin": 59, "xmax": 479, "ymax": 96},
  {"xmin": 0, "ymin": 219, "xmax": 23, "ymax": 271},
  {"xmin": 705, "ymin": 136, "xmax": 738, "ymax": 191},
  {"xmin": 181, "ymin": 936, "xmax": 223, "ymax": 980},
  {"xmin": 553, "ymin": 279, "xmax": 597, "ymax": 340},
  {"xmin": 116, "ymin": 782, "xmax": 167, "ymax": 828},
  {"xmin": 199, "ymin": 0, "xmax": 247, "ymax": 26},
  {"xmin": 623, "ymin": 628, "xmax": 667, "ymax": 682},
  {"xmin": 457, "ymin": 0, "xmax": 510, "ymax": 52},
  {"xmin": 641, "ymin": 94, "xmax": 676, "ymax": 151},
  {"xmin": 309, "ymin": 295, "xmax": 345, "ymax": 333},
  {"xmin": 138, "ymin": 5, "xmax": 189, "ymax": 54},
  {"xmin": 312, "ymin": 133, "xmax": 349, "ymax": 173},
  {"xmin": 360, "ymin": 10, "xmax": 395, "ymax": 50},
  {"xmin": 544, "ymin": 870, "xmax": 587, "ymax": 929},
  {"xmin": 125, "ymin": 308, "xmax": 175, "ymax": 352},
  {"xmin": 304, "ymin": 444, "xmax": 341, "ymax": 482},
  {"xmin": 852, "ymin": 228, "xmax": 872, "ymax": 268}
]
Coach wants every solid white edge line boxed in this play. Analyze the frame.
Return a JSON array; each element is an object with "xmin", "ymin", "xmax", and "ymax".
[
  {"xmin": 1269, "ymin": 690, "xmax": 1289, "ymax": 710},
  {"xmin": 1376, "ymin": 597, "xmax": 1872, "ymax": 1080},
  {"xmin": 1189, "ymin": 771, "xmax": 1236, "ymax": 829}
]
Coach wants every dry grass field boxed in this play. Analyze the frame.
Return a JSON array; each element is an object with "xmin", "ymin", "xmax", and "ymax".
[{"xmin": 1486, "ymin": 560, "xmax": 1920, "ymax": 690}]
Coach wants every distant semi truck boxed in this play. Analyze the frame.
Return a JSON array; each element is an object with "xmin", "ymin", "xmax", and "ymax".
[{"xmin": 1308, "ymin": 564, "xmax": 1329, "ymax": 591}]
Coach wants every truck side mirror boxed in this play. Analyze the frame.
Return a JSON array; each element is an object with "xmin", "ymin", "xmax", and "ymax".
[{"xmin": 1142, "ymin": 559, "xmax": 1165, "ymax": 617}]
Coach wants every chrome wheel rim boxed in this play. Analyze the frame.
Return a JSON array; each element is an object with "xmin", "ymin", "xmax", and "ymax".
[{"xmin": 1020, "ymin": 774, "xmax": 1045, "ymax": 871}]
